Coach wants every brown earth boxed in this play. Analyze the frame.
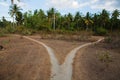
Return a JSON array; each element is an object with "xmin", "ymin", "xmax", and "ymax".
[
  {"xmin": 0, "ymin": 35, "xmax": 120, "ymax": 80},
  {"xmin": 73, "ymin": 42, "xmax": 120, "ymax": 80},
  {"xmin": 30, "ymin": 35, "xmax": 85, "ymax": 64},
  {"xmin": 0, "ymin": 35, "xmax": 50, "ymax": 80}
]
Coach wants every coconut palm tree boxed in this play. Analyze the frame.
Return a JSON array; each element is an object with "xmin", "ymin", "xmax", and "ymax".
[
  {"xmin": 9, "ymin": 4, "xmax": 22, "ymax": 27},
  {"xmin": 100, "ymin": 9, "xmax": 109, "ymax": 28},
  {"xmin": 111, "ymin": 9, "xmax": 120, "ymax": 31},
  {"xmin": 85, "ymin": 12, "xmax": 93, "ymax": 31},
  {"xmin": 47, "ymin": 8, "xmax": 56, "ymax": 30}
]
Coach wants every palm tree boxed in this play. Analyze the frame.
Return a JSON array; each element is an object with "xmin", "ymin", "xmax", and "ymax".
[
  {"xmin": 47, "ymin": 8, "xmax": 56, "ymax": 30},
  {"xmin": 111, "ymin": 9, "xmax": 120, "ymax": 31},
  {"xmin": 9, "ymin": 4, "xmax": 22, "ymax": 27},
  {"xmin": 85, "ymin": 12, "xmax": 93, "ymax": 31},
  {"xmin": 100, "ymin": 9, "xmax": 109, "ymax": 28},
  {"xmin": 74, "ymin": 12, "xmax": 82, "ymax": 29},
  {"xmin": 15, "ymin": 11, "xmax": 23, "ymax": 25}
]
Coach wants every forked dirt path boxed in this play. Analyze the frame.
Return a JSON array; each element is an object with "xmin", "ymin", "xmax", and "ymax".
[{"xmin": 22, "ymin": 35, "xmax": 104, "ymax": 80}]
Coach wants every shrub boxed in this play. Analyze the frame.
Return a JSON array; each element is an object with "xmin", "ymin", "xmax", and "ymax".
[
  {"xmin": 22, "ymin": 29, "xmax": 33, "ymax": 35},
  {"xmin": 0, "ymin": 29, "xmax": 7, "ymax": 37},
  {"xmin": 98, "ymin": 51, "xmax": 112, "ymax": 67},
  {"xmin": 94, "ymin": 27, "xmax": 107, "ymax": 36},
  {"xmin": 5, "ymin": 26, "xmax": 16, "ymax": 33},
  {"xmin": 16, "ymin": 26, "xmax": 25, "ymax": 32}
]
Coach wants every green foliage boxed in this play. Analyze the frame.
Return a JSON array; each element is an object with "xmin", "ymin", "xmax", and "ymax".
[
  {"xmin": 0, "ymin": 32, "xmax": 6, "ymax": 37},
  {"xmin": 5, "ymin": 26, "xmax": 16, "ymax": 33},
  {"xmin": 94, "ymin": 27, "xmax": 108, "ymax": 36},
  {"xmin": 0, "ymin": 8, "xmax": 120, "ymax": 35},
  {"xmin": 16, "ymin": 26, "xmax": 25, "ymax": 32}
]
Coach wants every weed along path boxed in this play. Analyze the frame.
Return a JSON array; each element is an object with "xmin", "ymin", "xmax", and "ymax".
[{"xmin": 21, "ymin": 35, "xmax": 104, "ymax": 80}]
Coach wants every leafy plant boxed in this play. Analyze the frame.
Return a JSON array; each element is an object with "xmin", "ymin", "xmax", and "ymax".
[
  {"xmin": 94, "ymin": 27, "xmax": 108, "ymax": 36},
  {"xmin": 5, "ymin": 26, "xmax": 16, "ymax": 33}
]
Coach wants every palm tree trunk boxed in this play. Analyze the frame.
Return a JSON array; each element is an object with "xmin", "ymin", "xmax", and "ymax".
[
  {"xmin": 53, "ymin": 13, "xmax": 55, "ymax": 30},
  {"xmin": 13, "ymin": 16, "xmax": 14, "ymax": 27}
]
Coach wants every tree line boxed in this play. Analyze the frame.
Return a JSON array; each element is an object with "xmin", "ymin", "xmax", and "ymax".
[{"xmin": 0, "ymin": 4, "xmax": 120, "ymax": 35}]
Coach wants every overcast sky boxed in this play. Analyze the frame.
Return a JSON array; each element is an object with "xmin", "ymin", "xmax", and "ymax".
[{"xmin": 0, "ymin": 0, "xmax": 120, "ymax": 20}]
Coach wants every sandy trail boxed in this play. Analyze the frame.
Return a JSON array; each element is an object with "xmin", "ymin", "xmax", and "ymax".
[{"xmin": 23, "ymin": 36, "xmax": 104, "ymax": 80}]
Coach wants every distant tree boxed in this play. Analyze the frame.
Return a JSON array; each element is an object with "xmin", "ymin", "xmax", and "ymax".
[
  {"xmin": 0, "ymin": 17, "xmax": 7, "ymax": 27},
  {"xmin": 9, "ymin": 4, "xmax": 22, "ymax": 27},
  {"xmin": 0, "ymin": 16, "xmax": 10, "ymax": 28},
  {"xmin": 99, "ymin": 9, "xmax": 110, "ymax": 28},
  {"xmin": 66, "ymin": 13, "xmax": 73, "ymax": 30},
  {"xmin": 15, "ymin": 11, "xmax": 23, "ymax": 25},
  {"xmin": 74, "ymin": 12, "xmax": 82, "ymax": 30},
  {"xmin": 92, "ymin": 13, "xmax": 100, "ymax": 31},
  {"xmin": 47, "ymin": 8, "xmax": 57, "ymax": 30},
  {"xmin": 84, "ymin": 12, "xmax": 93, "ymax": 31},
  {"xmin": 111, "ymin": 9, "xmax": 120, "ymax": 31}
]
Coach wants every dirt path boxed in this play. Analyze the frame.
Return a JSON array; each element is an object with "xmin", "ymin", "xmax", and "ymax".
[
  {"xmin": 22, "ymin": 36, "xmax": 104, "ymax": 80},
  {"xmin": 51, "ymin": 38, "xmax": 104, "ymax": 80},
  {"xmin": 22, "ymin": 36, "xmax": 59, "ymax": 80}
]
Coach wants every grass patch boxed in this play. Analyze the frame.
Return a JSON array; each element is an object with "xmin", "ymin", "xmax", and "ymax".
[{"xmin": 98, "ymin": 51, "xmax": 112, "ymax": 67}]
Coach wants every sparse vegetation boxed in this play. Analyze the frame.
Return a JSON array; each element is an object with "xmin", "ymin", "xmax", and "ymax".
[{"xmin": 98, "ymin": 51, "xmax": 112, "ymax": 67}]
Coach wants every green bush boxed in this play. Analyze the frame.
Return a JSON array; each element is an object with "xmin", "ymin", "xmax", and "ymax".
[
  {"xmin": 0, "ymin": 28, "xmax": 7, "ymax": 37},
  {"xmin": 22, "ymin": 29, "xmax": 33, "ymax": 35},
  {"xmin": 94, "ymin": 27, "xmax": 107, "ymax": 36},
  {"xmin": 5, "ymin": 26, "xmax": 16, "ymax": 33}
]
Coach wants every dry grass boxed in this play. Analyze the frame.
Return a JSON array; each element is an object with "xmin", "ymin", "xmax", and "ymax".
[
  {"xmin": 73, "ymin": 41, "xmax": 120, "ymax": 80},
  {"xmin": 0, "ymin": 36, "xmax": 50, "ymax": 80}
]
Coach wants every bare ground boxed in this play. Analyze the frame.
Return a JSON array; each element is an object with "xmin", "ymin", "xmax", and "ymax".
[
  {"xmin": 73, "ymin": 42, "xmax": 120, "ymax": 80},
  {"xmin": 30, "ymin": 36, "xmax": 85, "ymax": 64},
  {"xmin": 0, "ymin": 35, "xmax": 120, "ymax": 80},
  {"xmin": 0, "ymin": 36, "xmax": 50, "ymax": 80}
]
